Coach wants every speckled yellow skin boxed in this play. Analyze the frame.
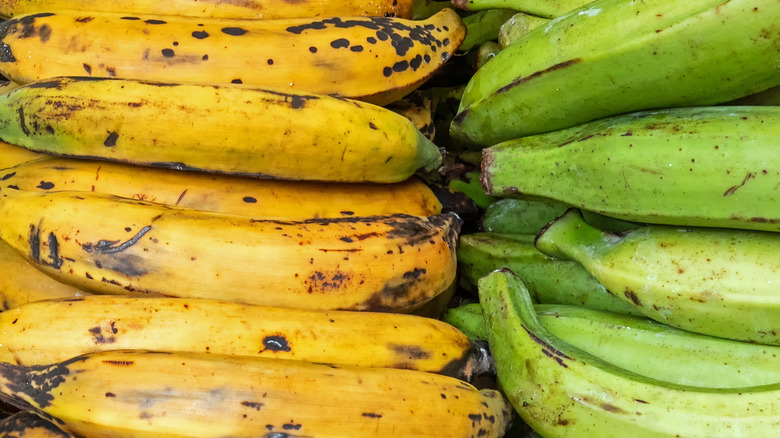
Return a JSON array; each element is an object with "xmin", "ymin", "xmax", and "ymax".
[
  {"xmin": 0, "ymin": 76, "xmax": 443, "ymax": 183},
  {"xmin": 1, "ymin": 157, "xmax": 443, "ymax": 218},
  {"xmin": 0, "ymin": 9, "xmax": 465, "ymax": 105},
  {"xmin": 0, "ymin": 295, "xmax": 491, "ymax": 383},
  {"xmin": 0, "ymin": 0, "xmax": 414, "ymax": 20},
  {"xmin": 0, "ymin": 350, "xmax": 512, "ymax": 438},
  {"xmin": 0, "ymin": 190, "xmax": 460, "ymax": 312},
  {"xmin": 0, "ymin": 411, "xmax": 75, "ymax": 438}
]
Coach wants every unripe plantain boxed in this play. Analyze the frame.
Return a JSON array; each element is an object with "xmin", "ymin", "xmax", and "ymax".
[
  {"xmin": 482, "ymin": 106, "xmax": 780, "ymax": 232},
  {"xmin": 0, "ymin": 350, "xmax": 513, "ymax": 438},
  {"xmin": 0, "ymin": 76, "xmax": 442, "ymax": 183},
  {"xmin": 0, "ymin": 9, "xmax": 466, "ymax": 105},
  {"xmin": 0, "ymin": 190, "xmax": 460, "ymax": 312},
  {"xmin": 452, "ymin": 0, "xmax": 780, "ymax": 146},
  {"xmin": 535, "ymin": 209, "xmax": 780, "ymax": 344},
  {"xmin": 0, "ymin": 0, "xmax": 414, "ymax": 20}
]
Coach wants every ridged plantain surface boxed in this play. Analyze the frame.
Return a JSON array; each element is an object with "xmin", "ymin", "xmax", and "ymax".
[
  {"xmin": 0, "ymin": 190, "xmax": 460, "ymax": 312},
  {"xmin": 480, "ymin": 269, "xmax": 780, "ymax": 438},
  {"xmin": 452, "ymin": 0, "xmax": 780, "ymax": 146},
  {"xmin": 0, "ymin": 77, "xmax": 442, "ymax": 183},
  {"xmin": 0, "ymin": 0, "xmax": 414, "ymax": 20},
  {"xmin": 0, "ymin": 350, "xmax": 513, "ymax": 437},
  {"xmin": 0, "ymin": 295, "xmax": 493, "ymax": 382},
  {"xmin": 0, "ymin": 9, "xmax": 466, "ymax": 105}
]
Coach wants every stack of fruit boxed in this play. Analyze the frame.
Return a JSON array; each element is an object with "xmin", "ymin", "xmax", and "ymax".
[
  {"xmin": 0, "ymin": 1, "xmax": 519, "ymax": 437},
  {"xmin": 0, "ymin": 0, "xmax": 778, "ymax": 436}
]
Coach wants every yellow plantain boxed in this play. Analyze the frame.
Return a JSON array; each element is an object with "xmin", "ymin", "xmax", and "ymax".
[
  {"xmin": 0, "ymin": 141, "xmax": 45, "ymax": 169},
  {"xmin": 0, "ymin": 295, "xmax": 493, "ymax": 382},
  {"xmin": 0, "ymin": 156, "xmax": 443, "ymax": 218},
  {"xmin": 0, "ymin": 0, "xmax": 414, "ymax": 20},
  {"xmin": 0, "ymin": 350, "xmax": 512, "ymax": 438},
  {"xmin": 0, "ymin": 9, "xmax": 465, "ymax": 105},
  {"xmin": 0, "ymin": 190, "xmax": 460, "ymax": 312},
  {"xmin": 0, "ymin": 76, "xmax": 441, "ymax": 183},
  {"xmin": 0, "ymin": 239, "xmax": 91, "ymax": 311}
]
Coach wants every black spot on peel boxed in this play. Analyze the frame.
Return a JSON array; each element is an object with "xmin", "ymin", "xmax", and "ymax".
[
  {"xmin": 362, "ymin": 413, "xmax": 382, "ymax": 418},
  {"xmin": 392, "ymin": 60, "xmax": 409, "ymax": 72},
  {"xmin": 17, "ymin": 107, "xmax": 29, "ymax": 136},
  {"xmin": 161, "ymin": 48, "xmax": 175, "ymax": 58},
  {"xmin": 243, "ymin": 196, "xmax": 257, "ymax": 203},
  {"xmin": 282, "ymin": 423, "xmax": 302, "ymax": 431},
  {"xmin": 29, "ymin": 223, "xmax": 40, "ymax": 263},
  {"xmin": 37, "ymin": 181, "xmax": 54, "ymax": 190},
  {"xmin": 83, "ymin": 63, "xmax": 92, "ymax": 74},
  {"xmin": 38, "ymin": 23, "xmax": 51, "ymax": 42},
  {"xmin": 383, "ymin": 66, "xmax": 392, "ymax": 77},
  {"xmin": 104, "ymin": 132, "xmax": 119, "ymax": 147},
  {"xmin": 46, "ymin": 232, "xmax": 63, "ymax": 269},
  {"xmin": 260, "ymin": 335, "xmax": 291, "ymax": 352},
  {"xmin": 242, "ymin": 401, "xmax": 264, "ymax": 410},
  {"xmin": 350, "ymin": 45, "xmax": 363, "ymax": 52},
  {"xmin": 192, "ymin": 30, "xmax": 209, "ymax": 39},
  {"xmin": 144, "ymin": 19, "xmax": 166, "ymax": 25},
  {"xmin": 1, "ymin": 172, "xmax": 15, "ymax": 180},
  {"xmin": 82, "ymin": 226, "xmax": 151, "ymax": 255},
  {"xmin": 121, "ymin": 16, "xmax": 140, "ymax": 20},
  {"xmin": 391, "ymin": 344, "xmax": 431, "ymax": 360},
  {"xmin": 330, "ymin": 38, "xmax": 350, "ymax": 49},
  {"xmin": 309, "ymin": 46, "xmax": 317, "ymax": 53},
  {"xmin": 222, "ymin": 27, "xmax": 248, "ymax": 36},
  {"xmin": 231, "ymin": 79, "xmax": 243, "ymax": 84}
]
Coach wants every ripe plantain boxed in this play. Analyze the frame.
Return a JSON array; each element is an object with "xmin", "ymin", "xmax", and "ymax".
[
  {"xmin": 0, "ymin": 76, "xmax": 442, "ymax": 183},
  {"xmin": 0, "ymin": 0, "xmax": 414, "ymax": 20},
  {"xmin": 0, "ymin": 9, "xmax": 466, "ymax": 105},
  {"xmin": 0, "ymin": 156, "xmax": 443, "ymax": 218},
  {"xmin": 0, "ymin": 238, "xmax": 91, "ymax": 311},
  {"xmin": 0, "ymin": 190, "xmax": 460, "ymax": 312},
  {"xmin": 0, "ymin": 350, "xmax": 513, "ymax": 437},
  {"xmin": 0, "ymin": 411, "xmax": 75, "ymax": 438},
  {"xmin": 0, "ymin": 295, "xmax": 493, "ymax": 382}
]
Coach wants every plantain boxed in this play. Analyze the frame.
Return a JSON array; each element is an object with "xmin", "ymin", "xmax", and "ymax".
[
  {"xmin": 535, "ymin": 208, "xmax": 780, "ymax": 344},
  {"xmin": 451, "ymin": 0, "xmax": 780, "ymax": 146},
  {"xmin": 479, "ymin": 269, "xmax": 780, "ymax": 438},
  {"xmin": 0, "ymin": 156, "xmax": 444, "ymax": 218},
  {"xmin": 0, "ymin": 190, "xmax": 460, "ymax": 312},
  {"xmin": 458, "ymin": 9, "xmax": 516, "ymax": 52},
  {"xmin": 0, "ymin": 76, "xmax": 442, "ymax": 183},
  {"xmin": 0, "ymin": 239, "xmax": 91, "ymax": 311},
  {"xmin": 0, "ymin": 0, "xmax": 414, "ymax": 20},
  {"xmin": 497, "ymin": 12, "xmax": 549, "ymax": 48},
  {"xmin": 482, "ymin": 106, "xmax": 780, "ymax": 232},
  {"xmin": 451, "ymin": 0, "xmax": 594, "ymax": 19},
  {"xmin": 458, "ymin": 232, "xmax": 642, "ymax": 315},
  {"xmin": 0, "ymin": 350, "xmax": 513, "ymax": 438},
  {"xmin": 0, "ymin": 9, "xmax": 465, "ymax": 105},
  {"xmin": 0, "ymin": 141, "xmax": 45, "ymax": 170},
  {"xmin": 0, "ymin": 295, "xmax": 493, "ymax": 382},
  {"xmin": 0, "ymin": 411, "xmax": 76, "ymax": 438},
  {"xmin": 447, "ymin": 300, "xmax": 780, "ymax": 388}
]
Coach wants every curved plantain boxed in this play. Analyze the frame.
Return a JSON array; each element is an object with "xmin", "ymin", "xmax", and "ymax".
[
  {"xmin": 0, "ymin": 157, "xmax": 443, "ymax": 218},
  {"xmin": 0, "ymin": 0, "xmax": 414, "ymax": 20},
  {"xmin": 0, "ymin": 9, "xmax": 465, "ymax": 105},
  {"xmin": 0, "ymin": 76, "xmax": 441, "ymax": 183},
  {"xmin": 0, "ymin": 190, "xmax": 460, "ymax": 312},
  {"xmin": 0, "ymin": 350, "xmax": 513, "ymax": 438},
  {"xmin": 0, "ymin": 295, "xmax": 493, "ymax": 382}
]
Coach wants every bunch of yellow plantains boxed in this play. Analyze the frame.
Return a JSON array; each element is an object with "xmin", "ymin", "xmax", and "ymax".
[{"xmin": 0, "ymin": 1, "xmax": 514, "ymax": 436}]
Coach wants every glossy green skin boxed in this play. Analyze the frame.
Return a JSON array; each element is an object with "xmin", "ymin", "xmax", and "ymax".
[
  {"xmin": 451, "ymin": 0, "xmax": 780, "ymax": 146},
  {"xmin": 481, "ymin": 198, "xmax": 639, "ymax": 235},
  {"xmin": 459, "ymin": 9, "xmax": 517, "ymax": 52},
  {"xmin": 497, "ymin": 12, "xmax": 549, "ymax": 48},
  {"xmin": 454, "ymin": 0, "xmax": 593, "ymax": 19},
  {"xmin": 457, "ymin": 232, "xmax": 642, "ymax": 316},
  {"xmin": 483, "ymin": 106, "xmax": 780, "ymax": 232},
  {"xmin": 535, "ymin": 209, "xmax": 780, "ymax": 344},
  {"xmin": 479, "ymin": 270, "xmax": 780, "ymax": 438},
  {"xmin": 445, "ymin": 300, "xmax": 780, "ymax": 388}
]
